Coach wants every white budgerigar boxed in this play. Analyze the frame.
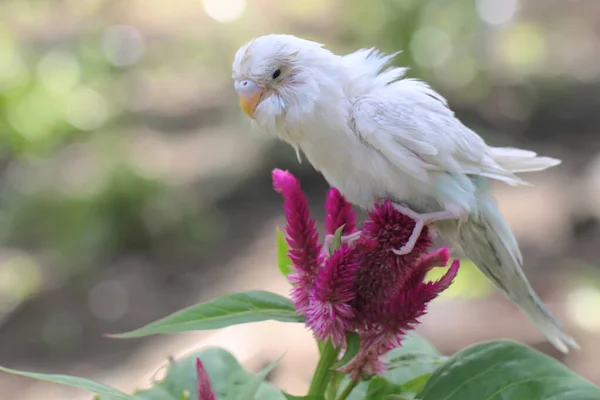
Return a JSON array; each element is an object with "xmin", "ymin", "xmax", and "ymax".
[{"xmin": 231, "ymin": 34, "xmax": 578, "ymax": 353}]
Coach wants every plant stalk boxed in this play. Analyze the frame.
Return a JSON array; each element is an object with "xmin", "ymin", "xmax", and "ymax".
[
  {"xmin": 308, "ymin": 340, "xmax": 339, "ymax": 396},
  {"xmin": 326, "ymin": 371, "xmax": 343, "ymax": 399},
  {"xmin": 336, "ymin": 379, "xmax": 359, "ymax": 400}
]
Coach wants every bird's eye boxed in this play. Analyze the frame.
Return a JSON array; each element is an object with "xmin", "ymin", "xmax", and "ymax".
[{"xmin": 272, "ymin": 69, "xmax": 281, "ymax": 79}]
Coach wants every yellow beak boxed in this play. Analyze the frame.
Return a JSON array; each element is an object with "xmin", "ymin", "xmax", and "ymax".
[
  {"xmin": 235, "ymin": 79, "xmax": 263, "ymax": 119},
  {"xmin": 238, "ymin": 91, "xmax": 262, "ymax": 118}
]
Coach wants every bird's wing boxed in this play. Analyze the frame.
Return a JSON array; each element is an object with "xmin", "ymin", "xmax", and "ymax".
[{"xmin": 350, "ymin": 78, "xmax": 527, "ymax": 185}]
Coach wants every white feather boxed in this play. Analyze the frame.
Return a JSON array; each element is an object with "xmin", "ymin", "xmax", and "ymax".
[{"xmin": 490, "ymin": 147, "xmax": 561, "ymax": 172}]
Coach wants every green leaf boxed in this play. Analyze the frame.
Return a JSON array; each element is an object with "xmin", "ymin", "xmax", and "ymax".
[
  {"xmin": 341, "ymin": 376, "xmax": 418, "ymax": 400},
  {"xmin": 223, "ymin": 368, "xmax": 286, "ymax": 400},
  {"xmin": 384, "ymin": 333, "xmax": 446, "ymax": 394},
  {"xmin": 110, "ymin": 291, "xmax": 304, "ymax": 338},
  {"xmin": 389, "ymin": 333, "xmax": 440, "ymax": 356},
  {"xmin": 416, "ymin": 340, "xmax": 600, "ymax": 400},
  {"xmin": 284, "ymin": 395, "xmax": 325, "ymax": 400},
  {"xmin": 400, "ymin": 375, "xmax": 430, "ymax": 395},
  {"xmin": 134, "ymin": 347, "xmax": 285, "ymax": 400},
  {"xmin": 332, "ymin": 332, "xmax": 361, "ymax": 369},
  {"xmin": 0, "ymin": 347, "xmax": 288, "ymax": 400},
  {"xmin": 236, "ymin": 355, "xmax": 283, "ymax": 400},
  {"xmin": 133, "ymin": 347, "xmax": 240, "ymax": 399},
  {"xmin": 345, "ymin": 379, "xmax": 368, "ymax": 400},
  {"xmin": 328, "ymin": 225, "xmax": 345, "ymax": 255},
  {"xmin": 276, "ymin": 227, "xmax": 292, "ymax": 276},
  {"xmin": 345, "ymin": 334, "xmax": 444, "ymax": 400},
  {"xmin": 0, "ymin": 366, "xmax": 134, "ymax": 400},
  {"xmin": 366, "ymin": 377, "xmax": 405, "ymax": 399}
]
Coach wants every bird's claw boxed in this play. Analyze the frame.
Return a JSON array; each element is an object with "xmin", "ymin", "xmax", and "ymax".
[
  {"xmin": 391, "ymin": 244, "xmax": 412, "ymax": 256},
  {"xmin": 391, "ymin": 216, "xmax": 425, "ymax": 256},
  {"xmin": 391, "ymin": 203, "xmax": 459, "ymax": 256}
]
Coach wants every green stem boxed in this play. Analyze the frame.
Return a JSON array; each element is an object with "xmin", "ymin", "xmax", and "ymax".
[
  {"xmin": 326, "ymin": 371, "xmax": 343, "ymax": 399},
  {"xmin": 336, "ymin": 379, "xmax": 359, "ymax": 400},
  {"xmin": 308, "ymin": 340, "xmax": 339, "ymax": 396}
]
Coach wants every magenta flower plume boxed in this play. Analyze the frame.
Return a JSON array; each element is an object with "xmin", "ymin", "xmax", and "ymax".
[
  {"xmin": 305, "ymin": 245, "xmax": 358, "ymax": 347},
  {"xmin": 353, "ymin": 201, "xmax": 433, "ymax": 304},
  {"xmin": 343, "ymin": 259, "xmax": 459, "ymax": 380},
  {"xmin": 405, "ymin": 248, "xmax": 452, "ymax": 289},
  {"xmin": 196, "ymin": 358, "xmax": 216, "ymax": 400},
  {"xmin": 324, "ymin": 188, "xmax": 356, "ymax": 235},
  {"xmin": 272, "ymin": 169, "xmax": 322, "ymax": 313},
  {"xmin": 273, "ymin": 169, "xmax": 460, "ymax": 378}
]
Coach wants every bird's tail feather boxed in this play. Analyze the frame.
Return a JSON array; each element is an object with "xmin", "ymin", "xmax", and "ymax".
[
  {"xmin": 436, "ymin": 192, "xmax": 578, "ymax": 353},
  {"xmin": 490, "ymin": 147, "xmax": 561, "ymax": 173}
]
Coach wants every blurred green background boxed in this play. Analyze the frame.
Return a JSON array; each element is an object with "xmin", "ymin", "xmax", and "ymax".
[{"xmin": 1, "ymin": 0, "xmax": 600, "ymax": 398}]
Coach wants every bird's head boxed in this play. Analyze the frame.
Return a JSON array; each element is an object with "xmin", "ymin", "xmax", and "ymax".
[{"xmin": 232, "ymin": 34, "xmax": 337, "ymax": 128}]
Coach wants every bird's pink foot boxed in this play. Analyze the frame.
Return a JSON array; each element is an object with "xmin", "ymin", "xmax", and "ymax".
[{"xmin": 391, "ymin": 204, "xmax": 459, "ymax": 256}]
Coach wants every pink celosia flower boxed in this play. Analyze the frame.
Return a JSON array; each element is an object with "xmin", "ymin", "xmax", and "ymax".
[
  {"xmin": 272, "ymin": 169, "xmax": 323, "ymax": 313},
  {"xmin": 343, "ymin": 259, "xmax": 460, "ymax": 379},
  {"xmin": 353, "ymin": 201, "xmax": 433, "ymax": 305},
  {"xmin": 272, "ymin": 169, "xmax": 460, "ymax": 379},
  {"xmin": 305, "ymin": 245, "xmax": 358, "ymax": 347},
  {"xmin": 341, "ymin": 203, "xmax": 457, "ymax": 379},
  {"xmin": 196, "ymin": 358, "xmax": 216, "ymax": 400},
  {"xmin": 324, "ymin": 188, "xmax": 356, "ymax": 235}
]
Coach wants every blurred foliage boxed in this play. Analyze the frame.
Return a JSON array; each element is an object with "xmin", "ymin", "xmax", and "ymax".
[
  {"xmin": 0, "ymin": 25, "xmax": 110, "ymax": 155},
  {"xmin": 0, "ymin": 2, "xmax": 227, "ymax": 289},
  {"xmin": 340, "ymin": 0, "xmax": 484, "ymax": 97},
  {"xmin": 1, "ymin": 165, "xmax": 160, "ymax": 266},
  {"xmin": 0, "ymin": 22, "xmax": 140, "ymax": 271},
  {"xmin": 338, "ymin": 0, "xmax": 600, "ymax": 130}
]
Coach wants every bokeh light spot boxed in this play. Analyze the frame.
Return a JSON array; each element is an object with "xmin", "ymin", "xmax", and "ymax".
[
  {"xmin": 202, "ymin": 0, "xmax": 246, "ymax": 23},
  {"xmin": 0, "ymin": 254, "xmax": 42, "ymax": 314},
  {"xmin": 7, "ymin": 90, "xmax": 60, "ymax": 141},
  {"xmin": 66, "ymin": 0, "xmax": 104, "ymax": 16},
  {"xmin": 37, "ymin": 49, "xmax": 81, "ymax": 93},
  {"xmin": 102, "ymin": 25, "xmax": 146, "ymax": 67},
  {"xmin": 65, "ymin": 87, "xmax": 109, "ymax": 130},
  {"xmin": 88, "ymin": 280, "xmax": 129, "ymax": 322},
  {"xmin": 476, "ymin": 0, "xmax": 519, "ymax": 26},
  {"xmin": 500, "ymin": 23, "xmax": 546, "ymax": 72},
  {"xmin": 567, "ymin": 285, "xmax": 600, "ymax": 332},
  {"xmin": 0, "ymin": 33, "xmax": 30, "ymax": 92}
]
